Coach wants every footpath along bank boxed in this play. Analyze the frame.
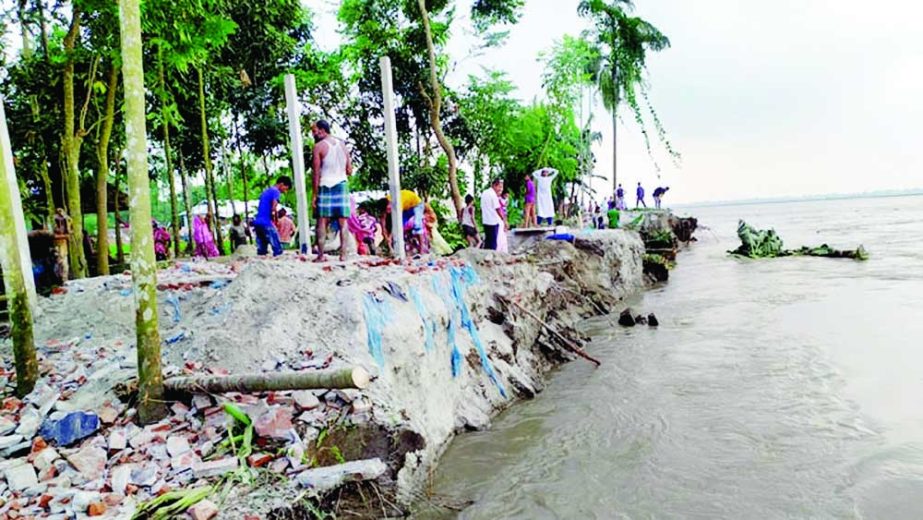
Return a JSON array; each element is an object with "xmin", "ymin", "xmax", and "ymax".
[{"xmin": 0, "ymin": 211, "xmax": 696, "ymax": 518}]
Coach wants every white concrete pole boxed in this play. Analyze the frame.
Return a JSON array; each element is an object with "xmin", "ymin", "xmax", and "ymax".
[
  {"xmin": 0, "ymin": 99, "xmax": 37, "ymax": 308},
  {"xmin": 379, "ymin": 57, "xmax": 404, "ymax": 259},
  {"xmin": 284, "ymin": 74, "xmax": 310, "ymax": 254}
]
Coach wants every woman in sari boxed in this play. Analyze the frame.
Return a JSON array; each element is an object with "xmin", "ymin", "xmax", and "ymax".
[{"xmin": 193, "ymin": 214, "xmax": 219, "ymax": 258}]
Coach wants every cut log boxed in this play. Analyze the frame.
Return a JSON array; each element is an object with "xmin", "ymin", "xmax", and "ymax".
[{"xmin": 164, "ymin": 367, "xmax": 371, "ymax": 394}]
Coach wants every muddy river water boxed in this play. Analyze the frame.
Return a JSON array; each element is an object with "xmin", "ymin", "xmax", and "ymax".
[{"xmin": 417, "ymin": 195, "xmax": 923, "ymax": 519}]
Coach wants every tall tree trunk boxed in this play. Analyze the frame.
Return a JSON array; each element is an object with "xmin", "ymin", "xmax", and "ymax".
[
  {"xmin": 95, "ymin": 65, "xmax": 119, "ymax": 276},
  {"xmin": 113, "ymin": 148, "xmax": 124, "ymax": 265},
  {"xmin": 158, "ymin": 51, "xmax": 181, "ymax": 258},
  {"xmin": 233, "ymin": 116, "xmax": 249, "ymax": 220},
  {"xmin": 17, "ymin": 0, "xmax": 33, "ymax": 59},
  {"xmin": 118, "ymin": 0, "xmax": 166, "ymax": 423},
  {"xmin": 61, "ymin": 9, "xmax": 89, "ymax": 278},
  {"xmin": 196, "ymin": 67, "xmax": 223, "ymax": 255},
  {"xmin": 34, "ymin": 0, "xmax": 48, "ymax": 56},
  {"xmin": 0, "ymin": 100, "xmax": 38, "ymax": 397},
  {"xmin": 179, "ymin": 152, "xmax": 196, "ymax": 254},
  {"xmin": 416, "ymin": 0, "xmax": 463, "ymax": 220},
  {"xmin": 611, "ymin": 64, "xmax": 619, "ymax": 194}
]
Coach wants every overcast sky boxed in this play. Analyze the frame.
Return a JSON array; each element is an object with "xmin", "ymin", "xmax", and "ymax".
[{"xmin": 311, "ymin": 0, "xmax": 922, "ymax": 203}]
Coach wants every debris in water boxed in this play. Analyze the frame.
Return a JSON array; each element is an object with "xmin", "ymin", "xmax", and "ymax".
[
  {"xmin": 730, "ymin": 220, "xmax": 868, "ymax": 260},
  {"xmin": 618, "ymin": 309, "xmax": 636, "ymax": 327}
]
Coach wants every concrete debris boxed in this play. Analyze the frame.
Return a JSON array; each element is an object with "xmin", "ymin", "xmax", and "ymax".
[
  {"xmin": 4, "ymin": 461, "xmax": 39, "ymax": 491},
  {"xmin": 294, "ymin": 458, "xmax": 387, "ymax": 493},
  {"xmin": 0, "ymin": 434, "xmax": 24, "ymax": 450},
  {"xmin": 292, "ymin": 390, "xmax": 320, "ymax": 410},
  {"xmin": 187, "ymin": 499, "xmax": 219, "ymax": 520},
  {"xmin": 192, "ymin": 457, "xmax": 238, "ymax": 479},
  {"xmin": 64, "ymin": 446, "xmax": 106, "ymax": 481},
  {"xmin": 96, "ymin": 403, "xmax": 120, "ymax": 424},
  {"xmin": 0, "ymin": 416, "xmax": 15, "ymax": 435},
  {"xmin": 254, "ymin": 408, "xmax": 294, "ymax": 441},
  {"xmin": 31, "ymin": 447, "xmax": 60, "ymax": 471},
  {"xmin": 110, "ymin": 464, "xmax": 134, "ymax": 494},
  {"xmin": 108, "ymin": 429, "xmax": 127, "ymax": 452},
  {"xmin": 165, "ymin": 435, "xmax": 191, "ymax": 457},
  {"xmin": 15, "ymin": 407, "xmax": 43, "ymax": 438}
]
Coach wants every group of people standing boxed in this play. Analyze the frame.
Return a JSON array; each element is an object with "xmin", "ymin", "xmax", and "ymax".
[
  {"xmin": 468, "ymin": 168, "xmax": 560, "ymax": 252},
  {"xmin": 612, "ymin": 183, "xmax": 670, "ymax": 210}
]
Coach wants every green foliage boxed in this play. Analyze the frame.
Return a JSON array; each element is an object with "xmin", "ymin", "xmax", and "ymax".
[{"xmin": 577, "ymin": 0, "xmax": 679, "ymax": 170}]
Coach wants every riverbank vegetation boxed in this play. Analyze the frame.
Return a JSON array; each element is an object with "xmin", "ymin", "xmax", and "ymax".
[{"xmin": 2, "ymin": 0, "xmax": 675, "ymax": 276}]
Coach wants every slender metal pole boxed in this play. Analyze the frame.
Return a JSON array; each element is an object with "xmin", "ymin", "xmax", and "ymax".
[
  {"xmin": 379, "ymin": 57, "xmax": 404, "ymax": 259},
  {"xmin": 284, "ymin": 74, "xmax": 310, "ymax": 254}
]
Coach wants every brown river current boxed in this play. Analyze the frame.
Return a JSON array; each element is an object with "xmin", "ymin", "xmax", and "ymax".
[{"xmin": 416, "ymin": 195, "xmax": 923, "ymax": 519}]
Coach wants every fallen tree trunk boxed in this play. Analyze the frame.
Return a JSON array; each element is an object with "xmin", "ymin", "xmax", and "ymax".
[
  {"xmin": 164, "ymin": 367, "xmax": 371, "ymax": 394},
  {"xmin": 499, "ymin": 295, "xmax": 602, "ymax": 367}
]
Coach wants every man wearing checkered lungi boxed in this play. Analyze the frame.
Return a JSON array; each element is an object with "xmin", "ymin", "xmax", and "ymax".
[{"xmin": 311, "ymin": 120, "xmax": 353, "ymax": 262}]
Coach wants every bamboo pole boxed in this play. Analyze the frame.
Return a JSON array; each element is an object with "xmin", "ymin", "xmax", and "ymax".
[
  {"xmin": 500, "ymin": 295, "xmax": 601, "ymax": 367},
  {"xmin": 0, "ymin": 98, "xmax": 38, "ymax": 397},
  {"xmin": 119, "ymin": 0, "xmax": 167, "ymax": 422},
  {"xmin": 164, "ymin": 367, "xmax": 371, "ymax": 394}
]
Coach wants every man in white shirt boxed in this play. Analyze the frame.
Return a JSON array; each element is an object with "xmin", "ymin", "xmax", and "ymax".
[
  {"xmin": 480, "ymin": 178, "xmax": 505, "ymax": 250},
  {"xmin": 311, "ymin": 120, "xmax": 353, "ymax": 262},
  {"xmin": 533, "ymin": 168, "xmax": 558, "ymax": 226}
]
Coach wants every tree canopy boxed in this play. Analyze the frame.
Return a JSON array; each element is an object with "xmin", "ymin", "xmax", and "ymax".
[{"xmin": 2, "ymin": 0, "xmax": 675, "ymax": 271}]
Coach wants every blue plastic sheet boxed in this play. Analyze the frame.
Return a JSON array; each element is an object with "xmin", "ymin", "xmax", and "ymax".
[
  {"xmin": 432, "ymin": 276, "xmax": 463, "ymax": 377},
  {"xmin": 410, "ymin": 287, "xmax": 436, "ymax": 352},
  {"xmin": 363, "ymin": 293, "xmax": 392, "ymax": 367},
  {"xmin": 210, "ymin": 279, "xmax": 231, "ymax": 290},
  {"xmin": 165, "ymin": 294, "xmax": 181, "ymax": 324},
  {"xmin": 450, "ymin": 266, "xmax": 507, "ymax": 398}
]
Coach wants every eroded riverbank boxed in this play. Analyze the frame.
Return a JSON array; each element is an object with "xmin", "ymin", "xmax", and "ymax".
[{"xmin": 1, "ymin": 212, "xmax": 696, "ymax": 518}]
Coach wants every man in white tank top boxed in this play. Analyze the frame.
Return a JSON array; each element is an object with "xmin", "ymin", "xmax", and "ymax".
[{"xmin": 311, "ymin": 120, "xmax": 353, "ymax": 262}]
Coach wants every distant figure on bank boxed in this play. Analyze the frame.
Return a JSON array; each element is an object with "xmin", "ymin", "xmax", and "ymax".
[
  {"xmin": 523, "ymin": 172, "xmax": 537, "ymax": 228},
  {"xmin": 534, "ymin": 168, "xmax": 558, "ymax": 226},
  {"xmin": 228, "ymin": 214, "xmax": 251, "ymax": 252},
  {"xmin": 636, "ymin": 182, "xmax": 647, "ymax": 208},
  {"xmin": 616, "ymin": 184, "xmax": 626, "ymax": 210},
  {"xmin": 152, "ymin": 220, "xmax": 171, "ymax": 261},
  {"xmin": 311, "ymin": 119, "xmax": 353, "ymax": 262},
  {"xmin": 276, "ymin": 208, "xmax": 296, "ymax": 248},
  {"xmin": 193, "ymin": 214, "xmax": 220, "ymax": 258},
  {"xmin": 653, "ymin": 186, "xmax": 670, "ymax": 209},
  {"xmin": 253, "ymin": 176, "xmax": 292, "ymax": 257},
  {"xmin": 461, "ymin": 194, "xmax": 481, "ymax": 248},
  {"xmin": 480, "ymin": 178, "xmax": 505, "ymax": 250}
]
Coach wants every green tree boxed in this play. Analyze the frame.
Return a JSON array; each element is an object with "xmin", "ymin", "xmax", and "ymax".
[
  {"xmin": 577, "ymin": 0, "xmax": 675, "ymax": 192},
  {"xmin": 118, "ymin": 0, "xmax": 167, "ymax": 423},
  {"xmin": 0, "ymin": 100, "xmax": 38, "ymax": 397}
]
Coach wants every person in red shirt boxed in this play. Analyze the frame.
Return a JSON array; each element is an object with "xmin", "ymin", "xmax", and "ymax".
[{"xmin": 275, "ymin": 208, "xmax": 296, "ymax": 249}]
